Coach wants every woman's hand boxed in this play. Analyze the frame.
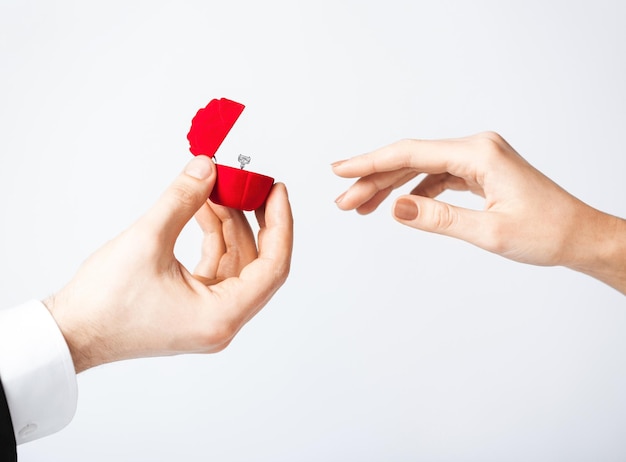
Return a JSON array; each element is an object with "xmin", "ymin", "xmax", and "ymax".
[{"xmin": 333, "ymin": 132, "xmax": 626, "ymax": 294}]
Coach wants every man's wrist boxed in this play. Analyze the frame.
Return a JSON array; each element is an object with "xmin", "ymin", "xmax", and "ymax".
[{"xmin": 43, "ymin": 293, "xmax": 94, "ymax": 374}]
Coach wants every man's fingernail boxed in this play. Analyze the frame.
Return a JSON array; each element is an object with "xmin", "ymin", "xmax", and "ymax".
[
  {"xmin": 185, "ymin": 155, "xmax": 213, "ymax": 180},
  {"xmin": 331, "ymin": 159, "xmax": 346, "ymax": 168},
  {"xmin": 394, "ymin": 199, "xmax": 418, "ymax": 220},
  {"xmin": 335, "ymin": 192, "xmax": 346, "ymax": 204}
]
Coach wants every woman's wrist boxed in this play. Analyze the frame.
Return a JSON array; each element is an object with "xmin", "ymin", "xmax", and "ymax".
[{"xmin": 565, "ymin": 210, "xmax": 626, "ymax": 294}]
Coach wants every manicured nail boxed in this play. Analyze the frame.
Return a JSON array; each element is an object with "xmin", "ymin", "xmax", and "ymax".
[
  {"xmin": 394, "ymin": 199, "xmax": 418, "ymax": 220},
  {"xmin": 331, "ymin": 159, "xmax": 346, "ymax": 168},
  {"xmin": 335, "ymin": 191, "xmax": 346, "ymax": 204},
  {"xmin": 185, "ymin": 155, "xmax": 213, "ymax": 180}
]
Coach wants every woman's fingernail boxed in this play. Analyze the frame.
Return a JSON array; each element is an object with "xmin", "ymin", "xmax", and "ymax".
[
  {"xmin": 331, "ymin": 159, "xmax": 346, "ymax": 168},
  {"xmin": 185, "ymin": 155, "xmax": 213, "ymax": 180},
  {"xmin": 335, "ymin": 192, "xmax": 346, "ymax": 204},
  {"xmin": 394, "ymin": 199, "xmax": 418, "ymax": 220}
]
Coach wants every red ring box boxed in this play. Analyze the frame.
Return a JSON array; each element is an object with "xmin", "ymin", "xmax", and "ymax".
[{"xmin": 187, "ymin": 98, "xmax": 274, "ymax": 211}]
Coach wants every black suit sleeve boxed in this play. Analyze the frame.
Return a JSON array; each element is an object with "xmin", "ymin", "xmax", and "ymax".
[{"xmin": 0, "ymin": 375, "xmax": 17, "ymax": 462}]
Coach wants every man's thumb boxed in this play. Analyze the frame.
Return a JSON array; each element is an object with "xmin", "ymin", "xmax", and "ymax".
[{"xmin": 140, "ymin": 156, "xmax": 216, "ymax": 247}]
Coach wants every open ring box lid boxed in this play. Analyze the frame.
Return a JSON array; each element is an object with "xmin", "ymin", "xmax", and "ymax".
[{"xmin": 187, "ymin": 98, "xmax": 274, "ymax": 211}]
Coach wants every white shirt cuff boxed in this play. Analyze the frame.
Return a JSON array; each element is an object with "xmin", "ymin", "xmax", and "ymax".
[{"xmin": 0, "ymin": 300, "xmax": 78, "ymax": 444}]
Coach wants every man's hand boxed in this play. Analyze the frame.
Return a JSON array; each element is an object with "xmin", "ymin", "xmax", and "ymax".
[{"xmin": 45, "ymin": 155, "xmax": 293, "ymax": 372}]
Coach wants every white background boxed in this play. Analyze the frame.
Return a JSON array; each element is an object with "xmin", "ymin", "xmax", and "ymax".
[{"xmin": 1, "ymin": 1, "xmax": 625, "ymax": 460}]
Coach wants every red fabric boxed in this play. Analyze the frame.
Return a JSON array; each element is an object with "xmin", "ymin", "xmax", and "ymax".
[{"xmin": 187, "ymin": 98, "xmax": 274, "ymax": 211}]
